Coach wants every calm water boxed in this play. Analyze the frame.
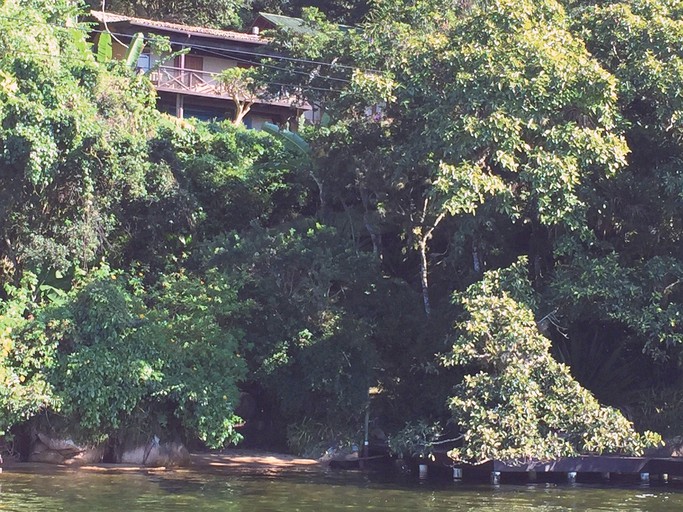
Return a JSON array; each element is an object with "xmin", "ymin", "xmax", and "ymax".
[{"xmin": 1, "ymin": 467, "xmax": 683, "ymax": 511}]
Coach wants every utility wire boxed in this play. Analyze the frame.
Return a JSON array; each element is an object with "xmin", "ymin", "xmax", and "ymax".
[
  {"xmin": 198, "ymin": 44, "xmax": 352, "ymax": 84},
  {"xmin": 87, "ymin": 27, "xmax": 364, "ymax": 79},
  {"xmin": 0, "ymin": 9, "xmax": 380, "ymax": 94},
  {"xmin": 99, "ymin": 0, "xmax": 128, "ymax": 48},
  {"xmin": 0, "ymin": 19, "xmax": 350, "ymax": 90},
  {"xmin": 1, "ymin": 48, "xmax": 346, "ymax": 94},
  {"xmin": 0, "ymin": 11, "xmax": 383, "ymax": 74},
  {"xmin": 0, "ymin": 15, "xmax": 361, "ymax": 86}
]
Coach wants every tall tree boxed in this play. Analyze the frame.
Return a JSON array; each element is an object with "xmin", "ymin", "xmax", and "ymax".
[
  {"xmin": 0, "ymin": 0, "xmax": 158, "ymax": 287},
  {"xmin": 90, "ymin": 0, "xmax": 250, "ymax": 28},
  {"xmin": 270, "ymin": 0, "xmax": 628, "ymax": 315},
  {"xmin": 445, "ymin": 259, "xmax": 660, "ymax": 463}
]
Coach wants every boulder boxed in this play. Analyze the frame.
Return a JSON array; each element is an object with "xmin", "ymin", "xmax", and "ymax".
[
  {"xmin": 25, "ymin": 431, "xmax": 190, "ymax": 467},
  {"xmin": 119, "ymin": 440, "xmax": 190, "ymax": 467},
  {"xmin": 28, "ymin": 433, "xmax": 104, "ymax": 465}
]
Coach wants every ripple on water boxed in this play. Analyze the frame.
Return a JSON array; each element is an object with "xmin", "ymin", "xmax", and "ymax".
[{"xmin": 2, "ymin": 471, "xmax": 683, "ymax": 511}]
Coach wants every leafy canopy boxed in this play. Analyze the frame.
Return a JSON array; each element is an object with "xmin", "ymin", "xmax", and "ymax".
[{"xmin": 445, "ymin": 259, "xmax": 660, "ymax": 463}]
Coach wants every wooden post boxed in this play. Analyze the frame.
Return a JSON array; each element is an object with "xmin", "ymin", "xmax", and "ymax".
[
  {"xmin": 179, "ymin": 50, "xmax": 186, "ymax": 86},
  {"xmin": 176, "ymin": 93, "xmax": 184, "ymax": 119},
  {"xmin": 360, "ymin": 390, "xmax": 369, "ymax": 470},
  {"xmin": 363, "ymin": 395, "xmax": 370, "ymax": 459},
  {"xmin": 419, "ymin": 464, "xmax": 428, "ymax": 479}
]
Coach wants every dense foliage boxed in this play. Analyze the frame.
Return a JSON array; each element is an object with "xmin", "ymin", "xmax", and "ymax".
[
  {"xmin": 87, "ymin": 0, "xmax": 249, "ymax": 28},
  {"xmin": 2, "ymin": 0, "xmax": 683, "ymax": 464},
  {"xmin": 87, "ymin": 0, "xmax": 370, "ymax": 28},
  {"xmin": 446, "ymin": 259, "xmax": 659, "ymax": 463}
]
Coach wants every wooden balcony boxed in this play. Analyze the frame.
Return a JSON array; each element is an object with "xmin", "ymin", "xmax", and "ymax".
[{"xmin": 149, "ymin": 65, "xmax": 299, "ymax": 108}]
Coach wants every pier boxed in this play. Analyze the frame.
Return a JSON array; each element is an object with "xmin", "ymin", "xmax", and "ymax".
[{"xmin": 424, "ymin": 454, "xmax": 683, "ymax": 484}]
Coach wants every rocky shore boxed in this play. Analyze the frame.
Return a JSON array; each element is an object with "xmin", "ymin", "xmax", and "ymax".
[{"xmin": 0, "ymin": 449, "xmax": 321, "ymax": 475}]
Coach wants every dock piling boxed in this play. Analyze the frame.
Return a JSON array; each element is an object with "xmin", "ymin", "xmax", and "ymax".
[{"xmin": 418, "ymin": 464, "xmax": 428, "ymax": 479}]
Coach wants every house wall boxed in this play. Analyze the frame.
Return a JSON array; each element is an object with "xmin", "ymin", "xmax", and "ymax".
[
  {"xmin": 202, "ymin": 55, "xmax": 238, "ymax": 74},
  {"xmin": 149, "ymin": 52, "xmax": 238, "ymax": 74},
  {"xmin": 96, "ymin": 29, "xmax": 306, "ymax": 129}
]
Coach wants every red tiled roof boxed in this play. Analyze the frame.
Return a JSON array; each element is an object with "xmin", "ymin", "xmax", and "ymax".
[{"xmin": 90, "ymin": 10, "xmax": 266, "ymax": 44}]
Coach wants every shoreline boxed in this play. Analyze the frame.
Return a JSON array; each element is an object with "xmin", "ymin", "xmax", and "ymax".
[{"xmin": 0, "ymin": 449, "xmax": 323, "ymax": 475}]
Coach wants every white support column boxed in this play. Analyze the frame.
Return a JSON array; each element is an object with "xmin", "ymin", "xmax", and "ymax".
[
  {"xmin": 179, "ymin": 50, "xmax": 186, "ymax": 85},
  {"xmin": 175, "ymin": 94, "xmax": 184, "ymax": 119},
  {"xmin": 418, "ymin": 464, "xmax": 428, "ymax": 479}
]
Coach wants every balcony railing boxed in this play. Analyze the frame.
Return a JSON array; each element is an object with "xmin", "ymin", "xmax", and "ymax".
[{"xmin": 149, "ymin": 65, "xmax": 298, "ymax": 108}]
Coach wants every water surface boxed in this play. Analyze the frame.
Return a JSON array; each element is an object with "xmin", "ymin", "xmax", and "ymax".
[{"xmin": 1, "ymin": 467, "xmax": 682, "ymax": 511}]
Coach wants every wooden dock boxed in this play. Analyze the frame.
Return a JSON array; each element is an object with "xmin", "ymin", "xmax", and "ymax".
[{"xmin": 423, "ymin": 454, "xmax": 683, "ymax": 484}]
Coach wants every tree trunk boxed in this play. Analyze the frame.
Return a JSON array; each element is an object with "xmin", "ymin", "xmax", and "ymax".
[
  {"xmin": 232, "ymin": 100, "xmax": 253, "ymax": 126},
  {"xmin": 360, "ymin": 187, "xmax": 382, "ymax": 260},
  {"xmin": 414, "ymin": 208, "xmax": 446, "ymax": 317},
  {"xmin": 419, "ymin": 237, "xmax": 431, "ymax": 317}
]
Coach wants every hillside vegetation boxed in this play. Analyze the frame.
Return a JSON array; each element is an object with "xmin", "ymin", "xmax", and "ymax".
[{"xmin": 2, "ymin": 0, "xmax": 683, "ymax": 462}]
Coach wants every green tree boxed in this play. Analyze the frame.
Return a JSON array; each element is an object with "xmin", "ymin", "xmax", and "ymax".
[
  {"xmin": 445, "ymin": 259, "xmax": 660, "ymax": 463},
  {"xmin": 88, "ymin": 0, "xmax": 250, "ymax": 29},
  {"xmin": 530, "ymin": 0, "xmax": 683, "ymax": 429},
  {"xmin": 272, "ymin": 0, "xmax": 628, "ymax": 315},
  {"xmin": 217, "ymin": 67, "xmax": 261, "ymax": 126},
  {"xmin": 9, "ymin": 264, "xmax": 248, "ymax": 447},
  {"xmin": 0, "ymin": 1, "xmax": 252, "ymax": 449},
  {"xmin": 0, "ymin": 273, "xmax": 59, "ymax": 438},
  {"xmin": 0, "ymin": 0, "xmax": 159, "ymax": 287},
  {"xmin": 206, "ymin": 222, "xmax": 380, "ymax": 446}
]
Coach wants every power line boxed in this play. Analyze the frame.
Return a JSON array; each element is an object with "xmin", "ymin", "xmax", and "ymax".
[
  {"xmin": 0, "ymin": 16, "xmax": 349, "ymax": 91},
  {"xmin": 0, "ymin": 11, "xmax": 383, "ymax": 75},
  {"xmin": 100, "ymin": 1, "xmax": 129, "ymax": 48},
  {"xmin": 0, "ymin": 9, "xmax": 373, "ymax": 95},
  {"xmin": 86, "ymin": 24, "xmax": 379, "ymax": 72},
  {"xmin": 87, "ymin": 27, "xmax": 361, "ymax": 80},
  {"xmin": 0, "ymin": 47, "xmax": 345, "ymax": 95},
  {"xmin": 0, "ymin": 13, "xmax": 363, "ymax": 87},
  {"xmin": 197, "ymin": 44, "xmax": 352, "ymax": 84}
]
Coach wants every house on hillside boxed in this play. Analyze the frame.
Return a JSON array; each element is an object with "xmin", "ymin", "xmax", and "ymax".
[
  {"xmin": 90, "ymin": 11, "xmax": 310, "ymax": 129},
  {"xmin": 250, "ymin": 12, "xmax": 353, "ymax": 35}
]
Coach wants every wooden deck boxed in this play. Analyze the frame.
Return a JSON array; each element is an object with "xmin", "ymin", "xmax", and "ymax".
[
  {"xmin": 425, "ymin": 452, "xmax": 683, "ymax": 483},
  {"xmin": 150, "ymin": 66, "xmax": 301, "ymax": 108}
]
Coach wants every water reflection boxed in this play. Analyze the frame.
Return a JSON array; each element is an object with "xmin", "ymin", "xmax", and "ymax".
[{"xmin": 1, "ymin": 468, "xmax": 683, "ymax": 511}]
